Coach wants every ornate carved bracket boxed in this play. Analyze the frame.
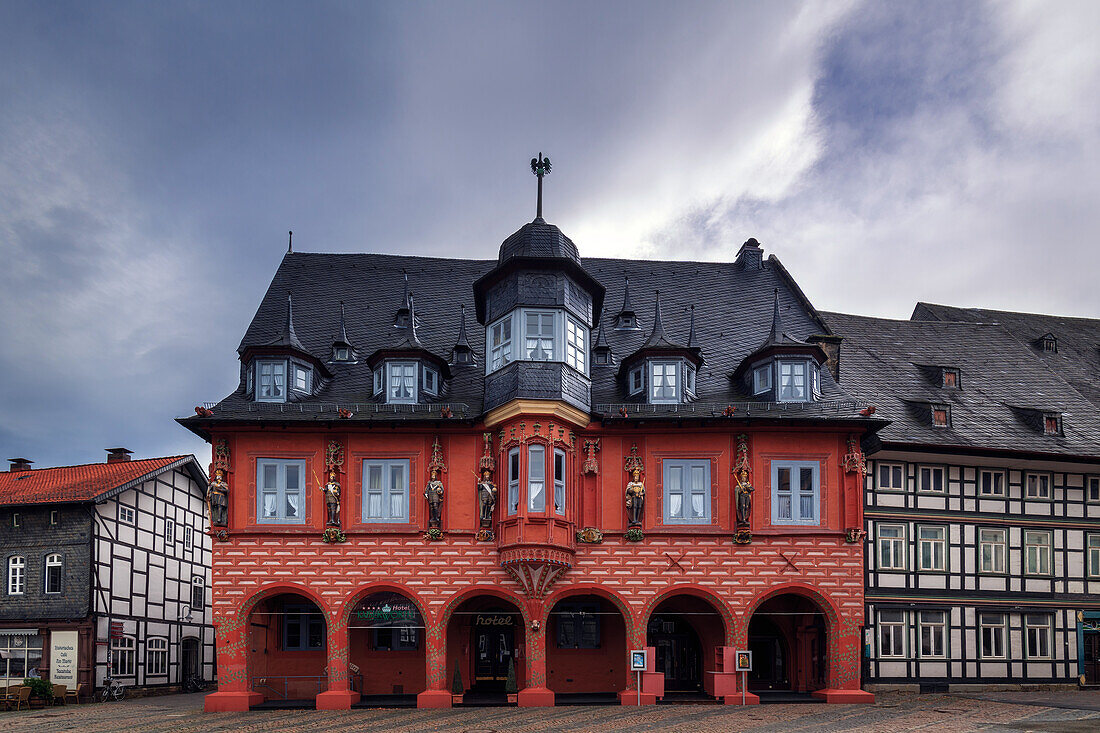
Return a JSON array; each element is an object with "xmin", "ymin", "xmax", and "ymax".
[
  {"xmin": 479, "ymin": 432, "xmax": 495, "ymax": 473},
  {"xmin": 581, "ymin": 439, "xmax": 601, "ymax": 475},
  {"xmin": 843, "ymin": 434, "xmax": 866, "ymax": 475},
  {"xmin": 624, "ymin": 443, "xmax": 644, "ymax": 474},
  {"xmin": 499, "ymin": 547, "xmax": 572, "ymax": 599},
  {"xmin": 428, "ymin": 436, "xmax": 447, "ymax": 474}
]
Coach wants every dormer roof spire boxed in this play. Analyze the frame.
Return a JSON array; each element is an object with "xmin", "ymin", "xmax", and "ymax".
[
  {"xmin": 335, "ymin": 301, "xmax": 352, "ymax": 346},
  {"xmin": 288, "ymin": 230, "xmax": 293, "ymax": 254},
  {"xmin": 644, "ymin": 290, "xmax": 674, "ymax": 348},
  {"xmin": 267, "ymin": 293, "xmax": 306, "ymax": 351},
  {"xmin": 621, "ymin": 276, "xmax": 634, "ymax": 313},
  {"xmin": 769, "ymin": 288, "xmax": 783, "ymax": 343},
  {"xmin": 530, "ymin": 152, "xmax": 552, "ymax": 221},
  {"xmin": 687, "ymin": 304, "xmax": 699, "ymax": 350},
  {"xmin": 456, "ymin": 303, "xmax": 470, "ymax": 348},
  {"xmin": 395, "ymin": 270, "xmax": 412, "ymax": 327},
  {"xmin": 451, "ymin": 303, "xmax": 475, "ymax": 365}
]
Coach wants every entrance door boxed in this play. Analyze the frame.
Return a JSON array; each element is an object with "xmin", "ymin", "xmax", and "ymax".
[
  {"xmin": 180, "ymin": 637, "xmax": 200, "ymax": 681},
  {"xmin": 647, "ymin": 616, "xmax": 702, "ymax": 691},
  {"xmin": 1084, "ymin": 632, "xmax": 1100, "ymax": 686},
  {"xmin": 747, "ymin": 629, "xmax": 788, "ymax": 690},
  {"xmin": 471, "ymin": 619, "xmax": 515, "ymax": 692}
]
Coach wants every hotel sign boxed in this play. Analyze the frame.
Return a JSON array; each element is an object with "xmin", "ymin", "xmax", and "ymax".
[{"xmin": 353, "ymin": 592, "xmax": 423, "ymax": 627}]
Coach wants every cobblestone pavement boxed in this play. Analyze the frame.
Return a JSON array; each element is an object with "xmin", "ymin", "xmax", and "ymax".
[{"xmin": 4, "ymin": 692, "xmax": 1100, "ymax": 732}]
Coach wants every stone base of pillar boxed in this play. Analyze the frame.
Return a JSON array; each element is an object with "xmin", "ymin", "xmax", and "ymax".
[
  {"xmin": 203, "ymin": 691, "xmax": 263, "ymax": 712},
  {"xmin": 617, "ymin": 690, "xmax": 658, "ymax": 705},
  {"xmin": 316, "ymin": 689, "xmax": 360, "ymax": 709},
  {"xmin": 517, "ymin": 686, "xmax": 555, "ymax": 707},
  {"xmin": 722, "ymin": 691, "xmax": 760, "ymax": 705},
  {"xmin": 812, "ymin": 688, "xmax": 875, "ymax": 704},
  {"xmin": 417, "ymin": 689, "xmax": 454, "ymax": 708}
]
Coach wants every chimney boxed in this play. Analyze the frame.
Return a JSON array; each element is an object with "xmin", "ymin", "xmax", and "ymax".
[
  {"xmin": 8, "ymin": 458, "xmax": 33, "ymax": 473},
  {"xmin": 808, "ymin": 334, "xmax": 842, "ymax": 382},
  {"xmin": 735, "ymin": 238, "xmax": 763, "ymax": 270},
  {"xmin": 105, "ymin": 448, "xmax": 133, "ymax": 464}
]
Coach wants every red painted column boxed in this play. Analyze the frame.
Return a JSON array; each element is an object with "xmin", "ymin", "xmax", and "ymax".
[
  {"xmin": 316, "ymin": 613, "xmax": 359, "ymax": 709},
  {"xmin": 518, "ymin": 601, "xmax": 554, "ymax": 706},
  {"xmin": 204, "ymin": 611, "xmax": 263, "ymax": 712},
  {"xmin": 418, "ymin": 618, "xmax": 452, "ymax": 708},
  {"xmin": 811, "ymin": 611, "xmax": 875, "ymax": 704}
]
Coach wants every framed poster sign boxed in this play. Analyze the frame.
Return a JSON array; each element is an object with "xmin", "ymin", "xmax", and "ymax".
[
  {"xmin": 630, "ymin": 649, "xmax": 647, "ymax": 671},
  {"xmin": 735, "ymin": 650, "xmax": 752, "ymax": 672}
]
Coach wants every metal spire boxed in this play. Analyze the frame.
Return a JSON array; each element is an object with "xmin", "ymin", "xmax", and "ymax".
[
  {"xmin": 530, "ymin": 152, "xmax": 552, "ymax": 220},
  {"xmin": 687, "ymin": 304, "xmax": 698, "ymax": 349},
  {"xmin": 288, "ymin": 230, "xmax": 293, "ymax": 253}
]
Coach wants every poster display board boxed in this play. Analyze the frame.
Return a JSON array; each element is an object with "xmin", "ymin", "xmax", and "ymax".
[{"xmin": 50, "ymin": 630, "xmax": 79, "ymax": 688}]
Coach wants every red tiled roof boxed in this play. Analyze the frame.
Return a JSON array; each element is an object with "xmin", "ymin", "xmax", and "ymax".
[{"xmin": 0, "ymin": 456, "xmax": 195, "ymax": 506}]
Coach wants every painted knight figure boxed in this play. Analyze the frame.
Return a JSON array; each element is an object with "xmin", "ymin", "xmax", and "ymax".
[
  {"xmin": 322, "ymin": 470, "xmax": 341, "ymax": 527},
  {"xmin": 477, "ymin": 468, "xmax": 497, "ymax": 528},
  {"xmin": 424, "ymin": 468, "xmax": 444, "ymax": 529},
  {"xmin": 625, "ymin": 467, "xmax": 645, "ymax": 527},
  {"xmin": 207, "ymin": 468, "xmax": 229, "ymax": 527}
]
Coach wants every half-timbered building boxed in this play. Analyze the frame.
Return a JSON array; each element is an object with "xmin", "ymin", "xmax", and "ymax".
[
  {"xmin": 823, "ymin": 312, "xmax": 1100, "ymax": 690},
  {"xmin": 0, "ymin": 450, "xmax": 215, "ymax": 695},
  {"xmin": 179, "ymin": 164, "xmax": 884, "ymax": 711}
]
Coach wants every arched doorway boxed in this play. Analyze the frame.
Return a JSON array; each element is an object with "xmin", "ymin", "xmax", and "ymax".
[
  {"xmin": 180, "ymin": 637, "xmax": 201, "ymax": 684},
  {"xmin": 747, "ymin": 593, "xmax": 826, "ymax": 695},
  {"xmin": 447, "ymin": 595, "xmax": 526, "ymax": 702},
  {"xmin": 546, "ymin": 593, "xmax": 628, "ymax": 701},
  {"xmin": 646, "ymin": 594, "xmax": 726, "ymax": 695},
  {"xmin": 247, "ymin": 592, "xmax": 327, "ymax": 705},
  {"xmin": 348, "ymin": 591, "xmax": 426, "ymax": 700}
]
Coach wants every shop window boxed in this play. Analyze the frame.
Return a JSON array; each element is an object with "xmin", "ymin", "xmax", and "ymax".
[
  {"xmin": 44, "ymin": 554, "xmax": 62, "ymax": 594},
  {"xmin": 146, "ymin": 637, "xmax": 168, "ymax": 676},
  {"xmin": 878, "ymin": 610, "xmax": 906, "ymax": 657},
  {"xmin": 1025, "ymin": 472, "xmax": 1051, "ymax": 499},
  {"xmin": 979, "ymin": 528, "xmax": 1007, "ymax": 574},
  {"xmin": 663, "ymin": 459, "xmax": 711, "ymax": 524},
  {"xmin": 771, "ymin": 461, "xmax": 820, "ymax": 525},
  {"xmin": 876, "ymin": 524, "xmax": 906, "ymax": 571},
  {"xmin": 256, "ymin": 459, "xmax": 306, "ymax": 523},
  {"xmin": 112, "ymin": 636, "xmax": 136, "ymax": 676},
  {"xmin": 917, "ymin": 526, "xmax": 947, "ymax": 572},
  {"xmin": 0, "ymin": 633, "xmax": 42, "ymax": 681},
  {"xmin": 979, "ymin": 470, "xmax": 1005, "ymax": 496},
  {"xmin": 283, "ymin": 605, "xmax": 325, "ymax": 651},
  {"xmin": 979, "ymin": 613, "xmax": 1007, "ymax": 659},
  {"xmin": 362, "ymin": 459, "xmax": 410, "ymax": 522},
  {"xmin": 556, "ymin": 602, "xmax": 601, "ymax": 649},
  {"xmin": 918, "ymin": 611, "xmax": 947, "ymax": 658},
  {"xmin": 7, "ymin": 556, "xmax": 25, "ymax": 595},
  {"xmin": 1025, "ymin": 614, "xmax": 1052, "ymax": 658},
  {"xmin": 1024, "ymin": 530, "xmax": 1052, "ymax": 575},
  {"xmin": 918, "ymin": 466, "xmax": 945, "ymax": 494},
  {"xmin": 877, "ymin": 463, "xmax": 904, "ymax": 491}
]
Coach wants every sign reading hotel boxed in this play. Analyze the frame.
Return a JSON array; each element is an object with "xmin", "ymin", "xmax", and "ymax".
[{"xmin": 50, "ymin": 631, "xmax": 79, "ymax": 688}]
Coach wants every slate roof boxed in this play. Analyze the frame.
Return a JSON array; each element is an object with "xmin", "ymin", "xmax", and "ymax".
[
  {"xmin": 822, "ymin": 312, "xmax": 1100, "ymax": 459},
  {"xmin": 912, "ymin": 302, "xmax": 1100, "ymax": 410},
  {"xmin": 498, "ymin": 218, "xmax": 581, "ymax": 265},
  {"xmin": 0, "ymin": 456, "xmax": 207, "ymax": 507},
  {"xmin": 181, "ymin": 238, "xmax": 881, "ymax": 433}
]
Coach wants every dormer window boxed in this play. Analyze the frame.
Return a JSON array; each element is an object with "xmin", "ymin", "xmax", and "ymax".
[
  {"xmin": 629, "ymin": 366, "xmax": 643, "ymax": 395},
  {"xmin": 388, "ymin": 361, "xmax": 418, "ymax": 404},
  {"xmin": 292, "ymin": 364, "xmax": 311, "ymax": 392},
  {"xmin": 423, "ymin": 366, "xmax": 439, "ymax": 397},
  {"xmin": 334, "ymin": 346, "xmax": 351, "ymax": 362},
  {"xmin": 373, "ymin": 368, "xmax": 383, "ymax": 395},
  {"xmin": 616, "ymin": 313, "xmax": 637, "ymax": 329},
  {"xmin": 257, "ymin": 360, "xmax": 286, "ymax": 402},
  {"xmin": 932, "ymin": 405, "xmax": 950, "ymax": 428},
  {"xmin": 777, "ymin": 361, "xmax": 808, "ymax": 402},
  {"xmin": 486, "ymin": 308, "xmax": 589, "ymax": 376},
  {"xmin": 1041, "ymin": 334, "xmax": 1057, "ymax": 352},
  {"xmin": 684, "ymin": 363, "xmax": 696, "ymax": 397},
  {"xmin": 942, "ymin": 368, "xmax": 959, "ymax": 388},
  {"xmin": 593, "ymin": 349, "xmax": 611, "ymax": 366},
  {"xmin": 649, "ymin": 361, "xmax": 679, "ymax": 403},
  {"xmin": 1044, "ymin": 414, "xmax": 1061, "ymax": 435},
  {"xmin": 753, "ymin": 364, "xmax": 771, "ymax": 395}
]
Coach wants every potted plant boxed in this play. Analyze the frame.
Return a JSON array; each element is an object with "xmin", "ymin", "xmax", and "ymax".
[
  {"xmin": 23, "ymin": 677, "xmax": 54, "ymax": 708},
  {"xmin": 505, "ymin": 657, "xmax": 518, "ymax": 704},
  {"xmin": 451, "ymin": 666, "xmax": 463, "ymax": 705}
]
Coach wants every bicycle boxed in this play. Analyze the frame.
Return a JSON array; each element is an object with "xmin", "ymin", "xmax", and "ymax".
[
  {"xmin": 100, "ymin": 675, "xmax": 127, "ymax": 702},
  {"xmin": 182, "ymin": 675, "xmax": 206, "ymax": 693}
]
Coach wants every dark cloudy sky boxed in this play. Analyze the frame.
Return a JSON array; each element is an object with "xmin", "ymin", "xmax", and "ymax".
[{"xmin": 2, "ymin": 0, "xmax": 1097, "ymax": 469}]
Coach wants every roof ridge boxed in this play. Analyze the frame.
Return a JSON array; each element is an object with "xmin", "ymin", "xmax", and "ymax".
[{"xmin": 1, "ymin": 454, "xmax": 191, "ymax": 474}]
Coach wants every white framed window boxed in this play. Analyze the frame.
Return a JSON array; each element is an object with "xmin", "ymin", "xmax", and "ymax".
[
  {"xmin": 111, "ymin": 636, "xmax": 136, "ymax": 676},
  {"xmin": 528, "ymin": 444, "xmax": 546, "ymax": 512},
  {"xmin": 629, "ymin": 367, "xmax": 644, "ymax": 395},
  {"xmin": 565, "ymin": 317, "xmax": 586, "ymax": 373},
  {"xmin": 752, "ymin": 364, "xmax": 771, "ymax": 394},
  {"xmin": 146, "ymin": 637, "xmax": 168, "ymax": 676},
  {"xmin": 979, "ymin": 470, "xmax": 1005, "ymax": 496},
  {"xmin": 165, "ymin": 519, "xmax": 175, "ymax": 546},
  {"xmin": 422, "ymin": 366, "xmax": 439, "ymax": 396},
  {"xmin": 811, "ymin": 366, "xmax": 821, "ymax": 398},
  {"xmin": 257, "ymin": 360, "xmax": 287, "ymax": 402},
  {"xmin": 878, "ymin": 610, "xmax": 906, "ymax": 657},
  {"xmin": 334, "ymin": 346, "xmax": 350, "ymax": 361},
  {"xmin": 1088, "ymin": 534, "xmax": 1100, "ymax": 578},
  {"xmin": 918, "ymin": 466, "xmax": 945, "ymax": 494},
  {"xmin": 524, "ymin": 310, "xmax": 556, "ymax": 361},
  {"xmin": 980, "ymin": 613, "xmax": 1006, "ymax": 659},
  {"xmin": 877, "ymin": 524, "xmax": 907, "ymax": 570},
  {"xmin": 362, "ymin": 459, "xmax": 410, "ymax": 522},
  {"xmin": 118, "ymin": 505, "xmax": 135, "ymax": 524},
  {"xmin": 1025, "ymin": 614, "xmax": 1052, "ymax": 659},
  {"xmin": 373, "ymin": 367, "xmax": 383, "ymax": 395},
  {"xmin": 917, "ymin": 526, "xmax": 946, "ymax": 572},
  {"xmin": 191, "ymin": 575, "xmax": 205, "ymax": 610},
  {"xmin": 44, "ymin": 554, "xmax": 62, "ymax": 594},
  {"xmin": 553, "ymin": 448, "xmax": 566, "ymax": 516},
  {"xmin": 49, "ymin": 510, "xmax": 59, "ymax": 526},
  {"xmin": 7, "ymin": 556, "xmax": 25, "ymax": 595},
  {"xmin": 1025, "ymin": 473, "xmax": 1051, "ymax": 500},
  {"xmin": 979, "ymin": 528, "xmax": 1007, "ymax": 574},
  {"xmin": 507, "ymin": 448, "xmax": 520, "ymax": 515},
  {"xmin": 1024, "ymin": 530, "xmax": 1052, "ymax": 575},
  {"xmin": 650, "ymin": 361, "xmax": 679, "ymax": 403},
  {"xmin": 292, "ymin": 363, "xmax": 311, "ymax": 392},
  {"xmin": 663, "ymin": 459, "xmax": 711, "ymax": 524},
  {"xmin": 489, "ymin": 316, "xmax": 514, "ymax": 371},
  {"xmin": 771, "ymin": 461, "xmax": 820, "ymax": 525},
  {"xmin": 184, "ymin": 525, "xmax": 194, "ymax": 550},
  {"xmin": 918, "ymin": 610, "xmax": 947, "ymax": 658},
  {"xmin": 877, "ymin": 463, "xmax": 904, "ymax": 491},
  {"xmin": 387, "ymin": 361, "xmax": 418, "ymax": 404},
  {"xmin": 684, "ymin": 364, "xmax": 696, "ymax": 396},
  {"xmin": 256, "ymin": 459, "xmax": 307, "ymax": 523},
  {"xmin": 1087, "ymin": 476, "xmax": 1100, "ymax": 504},
  {"xmin": 777, "ymin": 360, "xmax": 808, "ymax": 402},
  {"xmin": 11, "ymin": 513, "xmax": 19, "ymax": 529}
]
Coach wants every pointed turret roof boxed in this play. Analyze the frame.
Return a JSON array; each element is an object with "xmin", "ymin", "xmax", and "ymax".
[
  {"xmin": 643, "ymin": 291, "xmax": 677, "ymax": 349},
  {"xmin": 760, "ymin": 288, "xmax": 804, "ymax": 348},
  {"xmin": 394, "ymin": 271, "xmax": 411, "ymax": 326},
  {"xmin": 267, "ymin": 293, "xmax": 306, "ymax": 352},
  {"xmin": 393, "ymin": 293, "xmax": 423, "ymax": 349},
  {"xmin": 687, "ymin": 305, "xmax": 699, "ymax": 351},
  {"xmin": 334, "ymin": 301, "xmax": 352, "ymax": 347},
  {"xmin": 450, "ymin": 303, "xmax": 475, "ymax": 365}
]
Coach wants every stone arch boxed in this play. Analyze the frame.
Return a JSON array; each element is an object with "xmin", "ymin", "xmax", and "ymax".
[
  {"xmin": 641, "ymin": 584, "xmax": 735, "ymax": 646},
  {"xmin": 434, "ymin": 585, "xmax": 530, "ymax": 692},
  {"xmin": 339, "ymin": 581, "xmax": 430, "ymax": 628},
  {"xmin": 542, "ymin": 583, "xmax": 637, "ymax": 640},
  {"xmin": 340, "ymin": 581, "xmax": 430, "ymax": 696}
]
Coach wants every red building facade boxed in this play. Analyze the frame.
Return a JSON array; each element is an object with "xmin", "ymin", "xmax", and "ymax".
[{"xmin": 182, "ymin": 185, "xmax": 879, "ymax": 710}]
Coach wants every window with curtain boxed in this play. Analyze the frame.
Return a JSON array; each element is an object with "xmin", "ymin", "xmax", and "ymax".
[
  {"xmin": 257, "ymin": 360, "xmax": 286, "ymax": 402},
  {"xmin": 388, "ymin": 362, "xmax": 418, "ymax": 403},
  {"xmin": 508, "ymin": 448, "xmax": 520, "ymax": 515},
  {"xmin": 553, "ymin": 449, "xmax": 566, "ymax": 516},
  {"xmin": 663, "ymin": 460, "xmax": 711, "ymax": 524},
  {"xmin": 256, "ymin": 459, "xmax": 306, "ymax": 523},
  {"xmin": 528, "ymin": 444, "xmax": 546, "ymax": 512},
  {"xmin": 525, "ymin": 311, "xmax": 556, "ymax": 361},
  {"xmin": 777, "ymin": 361, "xmax": 807, "ymax": 402},
  {"xmin": 771, "ymin": 461, "xmax": 820, "ymax": 525},
  {"xmin": 362, "ymin": 459, "xmax": 410, "ymax": 522},
  {"xmin": 650, "ymin": 361, "xmax": 679, "ymax": 403}
]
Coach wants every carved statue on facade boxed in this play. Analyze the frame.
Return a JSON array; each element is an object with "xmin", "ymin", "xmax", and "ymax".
[
  {"xmin": 733, "ymin": 433, "xmax": 753, "ymax": 533},
  {"xmin": 736, "ymin": 480, "xmax": 753, "ymax": 527},
  {"xmin": 625, "ymin": 467, "xmax": 646, "ymax": 527},
  {"xmin": 425, "ymin": 467, "xmax": 445, "ymax": 529},
  {"xmin": 322, "ymin": 469, "xmax": 341, "ymax": 527},
  {"xmin": 477, "ymin": 468, "xmax": 498, "ymax": 528},
  {"xmin": 207, "ymin": 468, "xmax": 229, "ymax": 528}
]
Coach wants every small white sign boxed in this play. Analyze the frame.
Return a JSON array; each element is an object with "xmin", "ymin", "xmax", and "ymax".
[
  {"xmin": 50, "ymin": 630, "xmax": 79, "ymax": 687},
  {"xmin": 630, "ymin": 649, "xmax": 647, "ymax": 671}
]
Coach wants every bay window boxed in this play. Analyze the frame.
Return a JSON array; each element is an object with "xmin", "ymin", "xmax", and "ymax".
[
  {"xmin": 778, "ymin": 361, "xmax": 807, "ymax": 402},
  {"xmin": 525, "ymin": 311, "xmax": 555, "ymax": 360},
  {"xmin": 257, "ymin": 360, "xmax": 286, "ymax": 402},
  {"xmin": 486, "ymin": 309, "xmax": 589, "ymax": 375},
  {"xmin": 506, "ymin": 444, "xmax": 569, "ymax": 517},
  {"xmin": 507, "ymin": 448, "xmax": 520, "ymax": 515},
  {"xmin": 554, "ymin": 449, "xmax": 566, "ymax": 515},
  {"xmin": 490, "ymin": 318, "xmax": 513, "ymax": 371},
  {"xmin": 528, "ymin": 444, "xmax": 546, "ymax": 512},
  {"xmin": 565, "ymin": 317, "xmax": 586, "ymax": 371}
]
